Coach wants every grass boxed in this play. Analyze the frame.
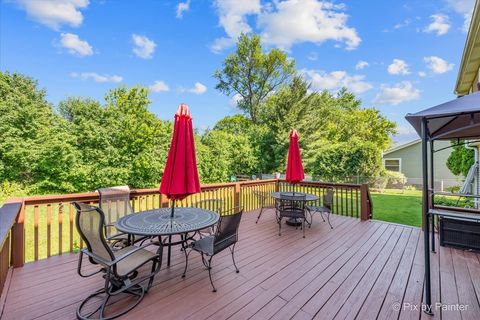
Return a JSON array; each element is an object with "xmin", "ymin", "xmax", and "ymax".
[{"xmin": 370, "ymin": 189, "xmax": 422, "ymax": 227}]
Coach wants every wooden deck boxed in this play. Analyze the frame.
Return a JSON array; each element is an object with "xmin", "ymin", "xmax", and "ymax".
[{"xmin": 1, "ymin": 210, "xmax": 480, "ymax": 320}]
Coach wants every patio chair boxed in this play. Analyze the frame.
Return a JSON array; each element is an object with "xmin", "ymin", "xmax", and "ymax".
[
  {"xmin": 73, "ymin": 202, "xmax": 162, "ymax": 320},
  {"xmin": 277, "ymin": 193, "xmax": 307, "ymax": 238},
  {"xmin": 192, "ymin": 198, "xmax": 224, "ymax": 237},
  {"xmin": 182, "ymin": 207, "xmax": 243, "ymax": 292},
  {"xmin": 253, "ymin": 190, "xmax": 272, "ymax": 223},
  {"xmin": 98, "ymin": 186, "xmax": 145, "ymax": 248},
  {"xmin": 306, "ymin": 188, "xmax": 334, "ymax": 229}
]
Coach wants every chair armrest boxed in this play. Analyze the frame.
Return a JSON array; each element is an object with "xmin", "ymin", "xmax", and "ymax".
[{"xmin": 110, "ymin": 241, "xmax": 161, "ymax": 265}]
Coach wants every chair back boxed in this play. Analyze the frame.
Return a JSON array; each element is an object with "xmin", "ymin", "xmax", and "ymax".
[
  {"xmin": 73, "ymin": 202, "xmax": 115, "ymax": 265},
  {"xmin": 193, "ymin": 199, "xmax": 224, "ymax": 215},
  {"xmin": 279, "ymin": 193, "xmax": 306, "ymax": 212},
  {"xmin": 213, "ymin": 208, "xmax": 243, "ymax": 253},
  {"xmin": 98, "ymin": 186, "xmax": 133, "ymax": 237},
  {"xmin": 323, "ymin": 188, "xmax": 334, "ymax": 209}
]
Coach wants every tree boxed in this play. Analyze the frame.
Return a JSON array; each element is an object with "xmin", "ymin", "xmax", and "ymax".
[
  {"xmin": 447, "ymin": 143, "xmax": 475, "ymax": 176},
  {"xmin": 214, "ymin": 33, "xmax": 296, "ymax": 123},
  {"xmin": 0, "ymin": 72, "xmax": 83, "ymax": 193}
]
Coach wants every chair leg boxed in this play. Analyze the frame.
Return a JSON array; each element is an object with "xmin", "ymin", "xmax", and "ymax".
[
  {"xmin": 326, "ymin": 211, "xmax": 333, "ymax": 229},
  {"xmin": 229, "ymin": 244, "xmax": 239, "ymax": 273},
  {"xmin": 207, "ymin": 256, "xmax": 216, "ymax": 292},
  {"xmin": 278, "ymin": 217, "xmax": 282, "ymax": 236},
  {"xmin": 256, "ymin": 206, "xmax": 265, "ymax": 224},
  {"xmin": 303, "ymin": 219, "xmax": 306, "ymax": 238}
]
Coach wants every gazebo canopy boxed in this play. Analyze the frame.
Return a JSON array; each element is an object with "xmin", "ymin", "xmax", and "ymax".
[{"xmin": 405, "ymin": 91, "xmax": 480, "ymax": 140}]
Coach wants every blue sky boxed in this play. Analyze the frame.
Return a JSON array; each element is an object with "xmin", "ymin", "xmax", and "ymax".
[{"xmin": 0, "ymin": 0, "xmax": 475, "ymax": 143}]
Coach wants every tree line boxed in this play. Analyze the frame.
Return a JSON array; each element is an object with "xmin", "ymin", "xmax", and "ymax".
[{"xmin": 0, "ymin": 34, "xmax": 397, "ymax": 196}]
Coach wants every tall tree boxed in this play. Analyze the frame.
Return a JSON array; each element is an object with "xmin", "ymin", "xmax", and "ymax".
[{"xmin": 214, "ymin": 33, "xmax": 296, "ymax": 123}]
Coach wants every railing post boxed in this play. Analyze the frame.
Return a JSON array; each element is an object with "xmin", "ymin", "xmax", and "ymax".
[
  {"xmin": 234, "ymin": 182, "xmax": 241, "ymax": 209},
  {"xmin": 275, "ymin": 179, "xmax": 280, "ymax": 192},
  {"xmin": 11, "ymin": 200, "xmax": 25, "ymax": 268},
  {"xmin": 360, "ymin": 184, "xmax": 371, "ymax": 221}
]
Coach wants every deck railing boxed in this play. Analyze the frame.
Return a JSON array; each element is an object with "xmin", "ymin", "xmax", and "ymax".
[{"xmin": 0, "ymin": 179, "xmax": 372, "ymax": 297}]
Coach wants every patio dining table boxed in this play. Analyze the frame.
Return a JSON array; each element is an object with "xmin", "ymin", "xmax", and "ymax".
[
  {"xmin": 271, "ymin": 192, "xmax": 319, "ymax": 226},
  {"xmin": 116, "ymin": 207, "xmax": 219, "ymax": 266}
]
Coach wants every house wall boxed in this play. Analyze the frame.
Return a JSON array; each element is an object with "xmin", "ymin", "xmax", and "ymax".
[{"xmin": 383, "ymin": 140, "xmax": 462, "ymax": 189}]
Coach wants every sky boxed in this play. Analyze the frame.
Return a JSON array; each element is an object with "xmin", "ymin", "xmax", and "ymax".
[{"xmin": 0, "ymin": 0, "xmax": 476, "ymax": 144}]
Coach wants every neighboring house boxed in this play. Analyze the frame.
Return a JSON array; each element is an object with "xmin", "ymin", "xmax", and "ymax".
[{"xmin": 382, "ymin": 139, "xmax": 462, "ymax": 190}]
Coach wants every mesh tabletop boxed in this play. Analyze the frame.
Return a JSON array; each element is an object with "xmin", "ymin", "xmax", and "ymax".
[
  {"xmin": 115, "ymin": 207, "xmax": 219, "ymax": 236},
  {"xmin": 271, "ymin": 192, "xmax": 319, "ymax": 201}
]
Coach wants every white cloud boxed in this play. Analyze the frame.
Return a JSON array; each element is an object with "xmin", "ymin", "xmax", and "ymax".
[
  {"xmin": 59, "ymin": 33, "xmax": 93, "ymax": 56},
  {"xmin": 211, "ymin": 0, "xmax": 261, "ymax": 53},
  {"xmin": 229, "ymin": 93, "xmax": 243, "ymax": 107},
  {"xmin": 387, "ymin": 59, "xmax": 410, "ymax": 75},
  {"xmin": 132, "ymin": 34, "xmax": 156, "ymax": 59},
  {"xmin": 15, "ymin": 0, "xmax": 89, "ymax": 30},
  {"xmin": 258, "ymin": 0, "xmax": 361, "ymax": 51},
  {"xmin": 373, "ymin": 81, "xmax": 421, "ymax": 105},
  {"xmin": 424, "ymin": 14, "xmax": 450, "ymax": 35},
  {"xmin": 446, "ymin": 0, "xmax": 475, "ymax": 32},
  {"xmin": 180, "ymin": 82, "xmax": 208, "ymax": 95},
  {"xmin": 71, "ymin": 72, "xmax": 123, "ymax": 83},
  {"xmin": 396, "ymin": 126, "xmax": 417, "ymax": 135},
  {"xmin": 307, "ymin": 52, "xmax": 318, "ymax": 61},
  {"xmin": 302, "ymin": 69, "xmax": 373, "ymax": 94},
  {"xmin": 418, "ymin": 71, "xmax": 427, "ymax": 77},
  {"xmin": 149, "ymin": 80, "xmax": 170, "ymax": 93},
  {"xmin": 176, "ymin": 0, "xmax": 190, "ymax": 19},
  {"xmin": 355, "ymin": 60, "xmax": 369, "ymax": 70},
  {"xmin": 394, "ymin": 18, "xmax": 411, "ymax": 30},
  {"xmin": 424, "ymin": 56, "xmax": 454, "ymax": 74}
]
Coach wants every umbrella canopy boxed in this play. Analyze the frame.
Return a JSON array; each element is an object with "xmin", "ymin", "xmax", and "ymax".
[
  {"xmin": 160, "ymin": 104, "xmax": 201, "ymax": 201},
  {"xmin": 286, "ymin": 129, "xmax": 305, "ymax": 184},
  {"xmin": 405, "ymin": 91, "xmax": 480, "ymax": 140}
]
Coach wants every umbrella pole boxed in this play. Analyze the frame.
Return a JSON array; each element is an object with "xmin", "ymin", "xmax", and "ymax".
[{"xmin": 171, "ymin": 199, "xmax": 176, "ymax": 218}]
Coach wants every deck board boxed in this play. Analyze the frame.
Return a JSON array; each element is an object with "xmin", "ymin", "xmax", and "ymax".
[{"xmin": 1, "ymin": 211, "xmax": 480, "ymax": 320}]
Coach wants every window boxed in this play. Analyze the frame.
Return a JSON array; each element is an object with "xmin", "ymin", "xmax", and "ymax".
[{"xmin": 384, "ymin": 159, "xmax": 401, "ymax": 172}]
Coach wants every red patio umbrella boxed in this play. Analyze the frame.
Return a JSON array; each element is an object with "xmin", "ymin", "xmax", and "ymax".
[
  {"xmin": 286, "ymin": 129, "xmax": 305, "ymax": 190},
  {"xmin": 160, "ymin": 104, "xmax": 201, "ymax": 217}
]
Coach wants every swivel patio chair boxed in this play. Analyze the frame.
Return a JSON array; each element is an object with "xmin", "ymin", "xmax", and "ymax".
[
  {"xmin": 73, "ymin": 202, "xmax": 162, "ymax": 320},
  {"xmin": 182, "ymin": 207, "xmax": 243, "ymax": 292},
  {"xmin": 98, "ymin": 186, "xmax": 146, "ymax": 248},
  {"xmin": 253, "ymin": 190, "xmax": 272, "ymax": 223},
  {"xmin": 277, "ymin": 193, "xmax": 308, "ymax": 238},
  {"xmin": 306, "ymin": 188, "xmax": 334, "ymax": 229}
]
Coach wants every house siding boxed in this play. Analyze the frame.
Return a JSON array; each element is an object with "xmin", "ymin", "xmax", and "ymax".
[{"xmin": 383, "ymin": 140, "xmax": 462, "ymax": 188}]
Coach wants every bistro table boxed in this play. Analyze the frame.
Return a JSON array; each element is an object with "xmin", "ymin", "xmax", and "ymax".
[
  {"xmin": 271, "ymin": 192, "xmax": 319, "ymax": 226},
  {"xmin": 116, "ymin": 207, "xmax": 219, "ymax": 266}
]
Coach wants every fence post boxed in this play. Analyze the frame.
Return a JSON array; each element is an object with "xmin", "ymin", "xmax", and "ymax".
[
  {"xmin": 360, "ymin": 184, "xmax": 371, "ymax": 221},
  {"xmin": 234, "ymin": 182, "xmax": 241, "ymax": 209},
  {"xmin": 11, "ymin": 200, "xmax": 25, "ymax": 268}
]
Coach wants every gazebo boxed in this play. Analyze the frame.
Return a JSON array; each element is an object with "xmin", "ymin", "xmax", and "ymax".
[{"xmin": 406, "ymin": 91, "xmax": 480, "ymax": 315}]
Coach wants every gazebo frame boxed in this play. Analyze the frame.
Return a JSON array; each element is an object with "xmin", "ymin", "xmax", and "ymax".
[{"xmin": 406, "ymin": 92, "xmax": 480, "ymax": 315}]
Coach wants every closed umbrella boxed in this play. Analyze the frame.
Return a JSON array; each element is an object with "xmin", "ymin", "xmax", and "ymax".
[
  {"xmin": 286, "ymin": 129, "xmax": 305, "ymax": 189},
  {"xmin": 160, "ymin": 104, "xmax": 201, "ymax": 217}
]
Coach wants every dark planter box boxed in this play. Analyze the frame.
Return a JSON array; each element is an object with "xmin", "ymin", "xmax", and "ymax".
[{"xmin": 439, "ymin": 217, "xmax": 480, "ymax": 251}]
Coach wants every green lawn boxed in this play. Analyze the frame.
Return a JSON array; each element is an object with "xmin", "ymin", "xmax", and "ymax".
[{"xmin": 370, "ymin": 189, "xmax": 422, "ymax": 227}]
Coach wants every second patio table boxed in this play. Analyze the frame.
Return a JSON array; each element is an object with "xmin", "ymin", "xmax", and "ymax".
[
  {"xmin": 116, "ymin": 207, "xmax": 219, "ymax": 266},
  {"xmin": 271, "ymin": 192, "xmax": 319, "ymax": 226}
]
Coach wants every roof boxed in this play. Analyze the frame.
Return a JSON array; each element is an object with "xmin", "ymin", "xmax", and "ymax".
[
  {"xmin": 405, "ymin": 91, "xmax": 480, "ymax": 140},
  {"xmin": 455, "ymin": 0, "xmax": 480, "ymax": 96},
  {"xmin": 383, "ymin": 139, "xmax": 421, "ymax": 155}
]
